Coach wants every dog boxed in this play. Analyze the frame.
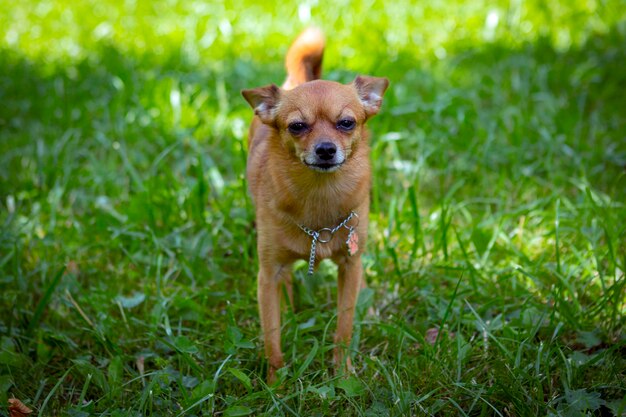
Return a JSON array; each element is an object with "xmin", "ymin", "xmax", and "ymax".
[{"xmin": 241, "ymin": 28, "xmax": 388, "ymax": 383}]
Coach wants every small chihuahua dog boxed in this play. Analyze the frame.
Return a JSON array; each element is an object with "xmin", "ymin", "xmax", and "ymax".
[{"xmin": 242, "ymin": 28, "xmax": 388, "ymax": 383}]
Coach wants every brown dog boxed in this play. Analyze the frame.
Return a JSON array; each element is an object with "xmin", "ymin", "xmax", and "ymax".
[{"xmin": 242, "ymin": 28, "xmax": 388, "ymax": 383}]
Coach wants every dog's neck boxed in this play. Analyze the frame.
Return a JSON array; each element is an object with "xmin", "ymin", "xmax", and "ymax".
[{"xmin": 268, "ymin": 142, "xmax": 371, "ymax": 230}]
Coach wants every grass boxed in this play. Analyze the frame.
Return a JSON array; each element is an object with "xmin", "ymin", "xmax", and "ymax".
[{"xmin": 1, "ymin": 0, "xmax": 625, "ymax": 415}]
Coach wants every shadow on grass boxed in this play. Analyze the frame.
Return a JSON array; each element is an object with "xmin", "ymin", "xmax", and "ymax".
[
  {"xmin": 1, "ymin": 25, "xmax": 625, "ymax": 197},
  {"xmin": 376, "ymin": 25, "xmax": 625, "ymax": 199}
]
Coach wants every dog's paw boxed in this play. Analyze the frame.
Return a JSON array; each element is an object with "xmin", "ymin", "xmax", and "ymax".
[
  {"xmin": 333, "ymin": 348, "xmax": 355, "ymax": 376},
  {"xmin": 266, "ymin": 362, "xmax": 289, "ymax": 386},
  {"xmin": 267, "ymin": 366, "xmax": 279, "ymax": 385}
]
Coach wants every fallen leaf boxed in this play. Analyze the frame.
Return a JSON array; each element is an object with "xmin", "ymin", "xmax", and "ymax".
[
  {"xmin": 136, "ymin": 356, "xmax": 145, "ymax": 386},
  {"xmin": 425, "ymin": 327, "xmax": 439, "ymax": 345},
  {"xmin": 425, "ymin": 327, "xmax": 456, "ymax": 345},
  {"xmin": 66, "ymin": 260, "xmax": 80, "ymax": 275},
  {"xmin": 8, "ymin": 398, "xmax": 33, "ymax": 417}
]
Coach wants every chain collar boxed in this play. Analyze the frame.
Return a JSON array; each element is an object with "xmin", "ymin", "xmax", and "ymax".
[{"xmin": 297, "ymin": 211, "xmax": 359, "ymax": 275}]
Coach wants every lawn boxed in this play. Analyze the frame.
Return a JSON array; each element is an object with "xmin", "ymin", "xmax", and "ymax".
[{"xmin": 1, "ymin": 0, "xmax": 625, "ymax": 415}]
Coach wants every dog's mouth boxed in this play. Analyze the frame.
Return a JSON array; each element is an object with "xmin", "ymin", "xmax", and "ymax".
[{"xmin": 304, "ymin": 161, "xmax": 344, "ymax": 173}]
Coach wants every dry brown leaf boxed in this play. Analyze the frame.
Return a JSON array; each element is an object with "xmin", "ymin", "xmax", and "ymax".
[
  {"xmin": 136, "ymin": 356, "xmax": 145, "ymax": 376},
  {"xmin": 66, "ymin": 260, "xmax": 80, "ymax": 275},
  {"xmin": 8, "ymin": 398, "xmax": 33, "ymax": 417},
  {"xmin": 425, "ymin": 327, "xmax": 456, "ymax": 345},
  {"xmin": 425, "ymin": 327, "xmax": 440, "ymax": 345},
  {"xmin": 136, "ymin": 356, "xmax": 146, "ymax": 386}
]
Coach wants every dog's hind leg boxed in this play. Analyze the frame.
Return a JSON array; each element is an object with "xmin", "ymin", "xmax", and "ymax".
[{"xmin": 282, "ymin": 271, "xmax": 295, "ymax": 312}]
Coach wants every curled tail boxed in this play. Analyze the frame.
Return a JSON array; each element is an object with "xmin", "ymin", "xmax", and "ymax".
[{"xmin": 283, "ymin": 28, "xmax": 325, "ymax": 90}]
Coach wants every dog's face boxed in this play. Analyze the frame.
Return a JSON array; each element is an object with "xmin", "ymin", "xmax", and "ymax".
[{"xmin": 242, "ymin": 76, "xmax": 388, "ymax": 173}]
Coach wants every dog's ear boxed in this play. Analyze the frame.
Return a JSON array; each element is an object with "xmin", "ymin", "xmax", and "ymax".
[
  {"xmin": 241, "ymin": 84, "xmax": 281, "ymax": 124},
  {"xmin": 353, "ymin": 75, "xmax": 389, "ymax": 117}
]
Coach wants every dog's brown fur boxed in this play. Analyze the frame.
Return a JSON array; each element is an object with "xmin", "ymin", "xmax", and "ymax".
[{"xmin": 242, "ymin": 28, "xmax": 388, "ymax": 383}]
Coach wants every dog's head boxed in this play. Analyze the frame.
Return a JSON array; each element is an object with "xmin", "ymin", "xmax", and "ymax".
[{"xmin": 242, "ymin": 76, "xmax": 388, "ymax": 173}]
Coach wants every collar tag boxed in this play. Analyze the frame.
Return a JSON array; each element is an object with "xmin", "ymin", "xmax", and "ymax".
[{"xmin": 346, "ymin": 227, "xmax": 359, "ymax": 256}]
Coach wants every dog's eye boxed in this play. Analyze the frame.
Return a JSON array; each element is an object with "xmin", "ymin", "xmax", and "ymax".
[
  {"xmin": 337, "ymin": 119, "xmax": 356, "ymax": 131},
  {"xmin": 288, "ymin": 122, "xmax": 308, "ymax": 135}
]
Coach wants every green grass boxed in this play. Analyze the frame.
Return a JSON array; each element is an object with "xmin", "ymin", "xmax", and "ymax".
[{"xmin": 1, "ymin": 0, "xmax": 625, "ymax": 415}]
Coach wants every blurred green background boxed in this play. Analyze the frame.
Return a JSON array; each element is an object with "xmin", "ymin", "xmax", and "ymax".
[{"xmin": 1, "ymin": 1, "xmax": 625, "ymax": 415}]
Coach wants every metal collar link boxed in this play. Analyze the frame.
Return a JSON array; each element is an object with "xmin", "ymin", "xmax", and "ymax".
[{"xmin": 298, "ymin": 211, "xmax": 359, "ymax": 275}]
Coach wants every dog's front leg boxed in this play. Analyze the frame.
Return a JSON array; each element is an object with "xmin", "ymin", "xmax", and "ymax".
[
  {"xmin": 257, "ymin": 263, "xmax": 289, "ymax": 383},
  {"xmin": 333, "ymin": 255, "xmax": 363, "ymax": 373}
]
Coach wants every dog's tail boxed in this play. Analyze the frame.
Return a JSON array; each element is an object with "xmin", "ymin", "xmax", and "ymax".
[{"xmin": 283, "ymin": 28, "xmax": 325, "ymax": 90}]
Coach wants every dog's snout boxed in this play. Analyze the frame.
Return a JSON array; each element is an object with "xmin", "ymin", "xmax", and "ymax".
[
  {"xmin": 304, "ymin": 140, "xmax": 345, "ymax": 171},
  {"xmin": 315, "ymin": 142, "xmax": 337, "ymax": 161}
]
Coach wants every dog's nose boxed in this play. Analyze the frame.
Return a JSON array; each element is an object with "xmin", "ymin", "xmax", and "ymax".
[{"xmin": 315, "ymin": 142, "xmax": 337, "ymax": 161}]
